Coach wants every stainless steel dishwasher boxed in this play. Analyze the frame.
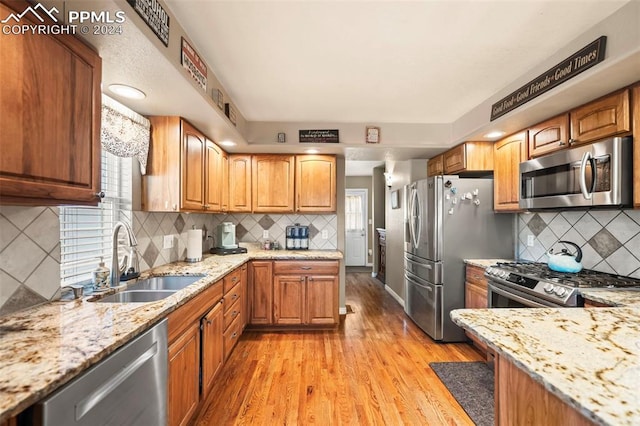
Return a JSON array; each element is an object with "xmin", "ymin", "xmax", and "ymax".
[{"xmin": 32, "ymin": 319, "xmax": 168, "ymax": 425}]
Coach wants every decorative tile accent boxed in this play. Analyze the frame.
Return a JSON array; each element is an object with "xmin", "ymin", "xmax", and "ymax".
[
  {"xmin": 527, "ymin": 214, "xmax": 547, "ymax": 236},
  {"xmin": 142, "ymin": 242, "xmax": 160, "ymax": 267},
  {"xmin": 0, "ymin": 285, "xmax": 47, "ymax": 316},
  {"xmin": 174, "ymin": 215, "xmax": 185, "ymax": 234},
  {"xmin": 309, "ymin": 224, "xmax": 319, "ymax": 239},
  {"xmin": 588, "ymin": 229, "xmax": 622, "ymax": 259},
  {"xmin": 258, "ymin": 215, "xmax": 275, "ymax": 230},
  {"xmin": 235, "ymin": 224, "xmax": 248, "ymax": 240}
]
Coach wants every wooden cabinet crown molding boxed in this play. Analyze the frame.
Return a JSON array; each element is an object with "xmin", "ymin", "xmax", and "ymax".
[{"xmin": 0, "ymin": 1, "xmax": 102, "ymax": 206}]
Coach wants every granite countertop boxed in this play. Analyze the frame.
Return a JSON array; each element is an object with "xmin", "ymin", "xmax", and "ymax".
[
  {"xmin": 580, "ymin": 289, "xmax": 640, "ymax": 307},
  {"xmin": 463, "ymin": 259, "xmax": 514, "ymax": 269},
  {"xmin": 0, "ymin": 247, "xmax": 342, "ymax": 422},
  {"xmin": 451, "ymin": 307, "xmax": 640, "ymax": 425}
]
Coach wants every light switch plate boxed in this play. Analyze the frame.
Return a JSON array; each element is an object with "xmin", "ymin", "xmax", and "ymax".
[
  {"xmin": 527, "ymin": 235, "xmax": 535, "ymax": 247},
  {"xmin": 263, "ymin": 230, "xmax": 269, "ymax": 239},
  {"xmin": 163, "ymin": 235, "xmax": 173, "ymax": 249},
  {"xmin": 321, "ymin": 230, "xmax": 328, "ymax": 239}
]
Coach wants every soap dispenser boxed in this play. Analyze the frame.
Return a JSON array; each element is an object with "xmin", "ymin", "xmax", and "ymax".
[{"xmin": 93, "ymin": 257, "xmax": 110, "ymax": 291}]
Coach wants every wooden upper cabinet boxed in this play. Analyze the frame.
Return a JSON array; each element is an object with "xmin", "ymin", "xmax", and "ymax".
[
  {"xmin": 221, "ymin": 152, "xmax": 229, "ymax": 212},
  {"xmin": 569, "ymin": 89, "xmax": 630, "ymax": 145},
  {"xmin": 443, "ymin": 141, "xmax": 494, "ymax": 174},
  {"xmin": 494, "ymin": 131, "xmax": 528, "ymax": 212},
  {"xmin": 528, "ymin": 114, "xmax": 569, "ymax": 158},
  {"xmin": 252, "ymin": 155, "xmax": 295, "ymax": 212},
  {"xmin": 144, "ymin": 117, "xmax": 224, "ymax": 212},
  {"xmin": 0, "ymin": 1, "xmax": 101, "ymax": 205},
  {"xmin": 204, "ymin": 140, "xmax": 222, "ymax": 211},
  {"xmin": 632, "ymin": 83, "xmax": 640, "ymax": 208},
  {"xmin": 295, "ymin": 155, "xmax": 336, "ymax": 212},
  {"xmin": 181, "ymin": 121, "xmax": 206, "ymax": 211},
  {"xmin": 427, "ymin": 154, "xmax": 444, "ymax": 177},
  {"xmin": 228, "ymin": 155, "xmax": 252, "ymax": 212}
]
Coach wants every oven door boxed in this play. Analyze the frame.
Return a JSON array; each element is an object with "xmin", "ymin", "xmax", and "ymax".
[{"xmin": 488, "ymin": 281, "xmax": 561, "ymax": 308}]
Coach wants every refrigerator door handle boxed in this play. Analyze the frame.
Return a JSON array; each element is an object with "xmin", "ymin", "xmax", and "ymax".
[{"xmin": 411, "ymin": 188, "xmax": 420, "ymax": 248}]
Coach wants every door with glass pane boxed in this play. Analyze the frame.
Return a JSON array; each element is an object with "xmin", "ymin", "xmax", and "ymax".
[{"xmin": 345, "ymin": 189, "xmax": 367, "ymax": 266}]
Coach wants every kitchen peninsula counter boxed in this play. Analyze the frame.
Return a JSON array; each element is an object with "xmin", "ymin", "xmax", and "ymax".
[
  {"xmin": 0, "ymin": 247, "xmax": 342, "ymax": 422},
  {"xmin": 451, "ymin": 307, "xmax": 640, "ymax": 425}
]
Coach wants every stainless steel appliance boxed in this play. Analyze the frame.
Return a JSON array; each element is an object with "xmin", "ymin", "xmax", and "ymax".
[
  {"xmin": 404, "ymin": 176, "xmax": 514, "ymax": 342},
  {"xmin": 32, "ymin": 320, "xmax": 168, "ymax": 425},
  {"xmin": 519, "ymin": 136, "xmax": 632, "ymax": 210},
  {"xmin": 216, "ymin": 222, "xmax": 238, "ymax": 249},
  {"xmin": 486, "ymin": 262, "xmax": 640, "ymax": 308}
]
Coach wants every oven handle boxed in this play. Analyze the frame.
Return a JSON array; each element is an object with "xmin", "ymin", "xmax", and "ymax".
[
  {"xmin": 488, "ymin": 283, "xmax": 551, "ymax": 308},
  {"xmin": 579, "ymin": 151, "xmax": 595, "ymax": 200}
]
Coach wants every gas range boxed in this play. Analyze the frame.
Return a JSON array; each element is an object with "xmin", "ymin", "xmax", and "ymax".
[{"xmin": 485, "ymin": 262, "xmax": 640, "ymax": 308}]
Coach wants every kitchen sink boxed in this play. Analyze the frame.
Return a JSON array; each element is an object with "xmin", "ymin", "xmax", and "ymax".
[
  {"xmin": 96, "ymin": 290, "xmax": 177, "ymax": 303},
  {"xmin": 126, "ymin": 275, "xmax": 205, "ymax": 291}
]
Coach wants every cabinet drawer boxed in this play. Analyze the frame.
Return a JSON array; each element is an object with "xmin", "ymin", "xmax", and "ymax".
[
  {"xmin": 273, "ymin": 260, "xmax": 339, "ymax": 275},
  {"xmin": 223, "ymin": 297, "xmax": 242, "ymax": 330},
  {"xmin": 465, "ymin": 265, "xmax": 488, "ymax": 289},
  {"xmin": 223, "ymin": 268, "xmax": 242, "ymax": 293},
  {"xmin": 223, "ymin": 281, "xmax": 241, "ymax": 312},
  {"xmin": 223, "ymin": 315, "xmax": 242, "ymax": 360}
]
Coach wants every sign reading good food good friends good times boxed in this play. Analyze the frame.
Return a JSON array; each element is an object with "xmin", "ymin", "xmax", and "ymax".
[
  {"xmin": 299, "ymin": 129, "xmax": 340, "ymax": 143},
  {"xmin": 490, "ymin": 36, "xmax": 606, "ymax": 121}
]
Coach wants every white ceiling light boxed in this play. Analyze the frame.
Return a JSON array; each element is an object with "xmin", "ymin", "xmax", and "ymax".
[
  {"xmin": 305, "ymin": 149, "xmax": 319, "ymax": 154},
  {"xmin": 220, "ymin": 140, "xmax": 236, "ymax": 147},
  {"xmin": 108, "ymin": 84, "xmax": 146, "ymax": 100},
  {"xmin": 484, "ymin": 131, "xmax": 505, "ymax": 139}
]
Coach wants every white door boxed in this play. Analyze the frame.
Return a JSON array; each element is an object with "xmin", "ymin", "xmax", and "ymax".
[{"xmin": 345, "ymin": 189, "xmax": 367, "ymax": 266}]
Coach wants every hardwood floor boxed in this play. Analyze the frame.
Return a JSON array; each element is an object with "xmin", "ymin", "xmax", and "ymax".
[{"xmin": 195, "ymin": 272, "xmax": 483, "ymax": 425}]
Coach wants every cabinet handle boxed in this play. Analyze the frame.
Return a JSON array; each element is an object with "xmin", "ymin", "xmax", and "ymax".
[
  {"xmin": 300, "ymin": 277, "xmax": 304, "ymax": 281},
  {"xmin": 309, "ymin": 277, "xmax": 313, "ymax": 281},
  {"xmin": 206, "ymin": 319, "xmax": 212, "ymax": 325},
  {"xmin": 95, "ymin": 191, "xmax": 105, "ymax": 199},
  {"xmin": 231, "ymin": 332, "xmax": 238, "ymax": 339},
  {"xmin": 232, "ymin": 310, "xmax": 239, "ymax": 317},
  {"xmin": 568, "ymin": 138, "xmax": 576, "ymax": 145},
  {"xmin": 301, "ymin": 266, "xmax": 312, "ymax": 270},
  {"xmin": 232, "ymin": 293, "xmax": 238, "ymax": 300},
  {"xmin": 232, "ymin": 277, "xmax": 237, "ymax": 282},
  {"xmin": 559, "ymin": 141, "xmax": 566, "ymax": 146}
]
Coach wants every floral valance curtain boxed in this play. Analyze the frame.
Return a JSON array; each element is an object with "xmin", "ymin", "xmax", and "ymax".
[{"xmin": 101, "ymin": 94, "xmax": 150, "ymax": 174}]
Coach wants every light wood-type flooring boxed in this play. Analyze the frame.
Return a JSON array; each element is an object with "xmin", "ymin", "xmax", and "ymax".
[{"xmin": 196, "ymin": 272, "xmax": 483, "ymax": 425}]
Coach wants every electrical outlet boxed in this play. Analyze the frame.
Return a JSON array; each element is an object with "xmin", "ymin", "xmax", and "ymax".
[
  {"xmin": 321, "ymin": 230, "xmax": 328, "ymax": 239},
  {"xmin": 527, "ymin": 235, "xmax": 535, "ymax": 247},
  {"xmin": 263, "ymin": 230, "xmax": 269, "ymax": 239},
  {"xmin": 163, "ymin": 235, "xmax": 174, "ymax": 249}
]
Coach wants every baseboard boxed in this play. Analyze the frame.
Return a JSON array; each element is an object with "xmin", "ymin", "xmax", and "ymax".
[
  {"xmin": 339, "ymin": 306, "xmax": 347, "ymax": 315},
  {"xmin": 366, "ymin": 262, "xmax": 373, "ymax": 267},
  {"xmin": 385, "ymin": 285, "xmax": 405, "ymax": 308}
]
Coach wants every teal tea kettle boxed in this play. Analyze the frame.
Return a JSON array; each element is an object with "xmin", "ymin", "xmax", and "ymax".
[{"xmin": 546, "ymin": 241, "xmax": 583, "ymax": 273}]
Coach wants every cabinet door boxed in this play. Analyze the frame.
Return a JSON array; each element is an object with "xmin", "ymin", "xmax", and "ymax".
[
  {"xmin": 221, "ymin": 151, "xmax": 229, "ymax": 212},
  {"xmin": 306, "ymin": 275, "xmax": 338, "ymax": 325},
  {"xmin": 273, "ymin": 275, "xmax": 305, "ymax": 325},
  {"xmin": 241, "ymin": 264, "xmax": 248, "ymax": 329},
  {"xmin": 427, "ymin": 155, "xmax": 444, "ymax": 176},
  {"xmin": 252, "ymin": 155, "xmax": 295, "ymax": 212},
  {"xmin": 181, "ymin": 120, "xmax": 205, "ymax": 211},
  {"xmin": 201, "ymin": 300, "xmax": 223, "ymax": 393},
  {"xmin": 443, "ymin": 144, "xmax": 466, "ymax": 173},
  {"xmin": 528, "ymin": 114, "xmax": 569, "ymax": 158},
  {"xmin": 633, "ymin": 84, "xmax": 640, "ymax": 208},
  {"xmin": 569, "ymin": 89, "xmax": 630, "ymax": 145},
  {"xmin": 229, "ymin": 155, "xmax": 252, "ymax": 212},
  {"xmin": 295, "ymin": 155, "xmax": 336, "ymax": 212},
  {"xmin": 204, "ymin": 140, "xmax": 222, "ymax": 211},
  {"xmin": 248, "ymin": 261, "xmax": 273, "ymax": 325},
  {"xmin": 168, "ymin": 322, "xmax": 200, "ymax": 426},
  {"xmin": 494, "ymin": 132, "xmax": 527, "ymax": 212},
  {"xmin": 0, "ymin": 2, "xmax": 101, "ymax": 205}
]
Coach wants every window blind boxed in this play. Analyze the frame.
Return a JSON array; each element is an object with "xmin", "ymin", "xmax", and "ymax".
[{"xmin": 59, "ymin": 151, "xmax": 132, "ymax": 285}]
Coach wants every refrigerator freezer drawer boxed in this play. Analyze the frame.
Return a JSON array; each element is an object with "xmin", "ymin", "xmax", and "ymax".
[
  {"xmin": 404, "ymin": 272, "xmax": 442, "ymax": 341},
  {"xmin": 404, "ymin": 253, "xmax": 442, "ymax": 284}
]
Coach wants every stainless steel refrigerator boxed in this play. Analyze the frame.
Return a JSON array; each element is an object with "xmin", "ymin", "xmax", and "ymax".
[{"xmin": 404, "ymin": 175, "xmax": 514, "ymax": 342}]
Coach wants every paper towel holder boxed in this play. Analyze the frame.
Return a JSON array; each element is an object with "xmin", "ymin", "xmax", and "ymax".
[{"xmin": 185, "ymin": 226, "xmax": 203, "ymax": 263}]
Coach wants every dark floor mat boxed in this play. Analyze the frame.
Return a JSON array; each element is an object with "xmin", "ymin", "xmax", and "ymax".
[{"xmin": 429, "ymin": 361, "xmax": 494, "ymax": 426}]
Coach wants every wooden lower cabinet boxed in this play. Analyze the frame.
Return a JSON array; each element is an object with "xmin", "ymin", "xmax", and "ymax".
[
  {"xmin": 274, "ymin": 275, "xmax": 305, "ymax": 325},
  {"xmin": 201, "ymin": 300, "xmax": 224, "ymax": 393},
  {"xmin": 248, "ymin": 261, "xmax": 274, "ymax": 325},
  {"xmin": 306, "ymin": 275, "xmax": 338, "ymax": 325},
  {"xmin": 633, "ymin": 83, "xmax": 640, "ymax": 208},
  {"xmin": 168, "ymin": 322, "xmax": 200, "ymax": 426},
  {"xmin": 583, "ymin": 299, "xmax": 614, "ymax": 308},
  {"xmin": 496, "ymin": 354, "xmax": 594, "ymax": 425},
  {"xmin": 464, "ymin": 265, "xmax": 489, "ymax": 354}
]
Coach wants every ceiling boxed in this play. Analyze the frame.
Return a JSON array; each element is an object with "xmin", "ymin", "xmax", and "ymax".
[{"xmin": 165, "ymin": 0, "xmax": 629, "ymax": 123}]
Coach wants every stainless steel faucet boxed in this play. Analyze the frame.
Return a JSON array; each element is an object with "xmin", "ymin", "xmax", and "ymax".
[{"xmin": 110, "ymin": 221, "xmax": 139, "ymax": 287}]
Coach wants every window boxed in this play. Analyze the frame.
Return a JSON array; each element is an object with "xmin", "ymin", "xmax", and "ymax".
[
  {"xmin": 345, "ymin": 193, "xmax": 364, "ymax": 231},
  {"xmin": 59, "ymin": 151, "xmax": 132, "ymax": 286}
]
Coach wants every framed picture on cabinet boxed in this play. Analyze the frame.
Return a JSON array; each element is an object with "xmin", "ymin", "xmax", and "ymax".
[
  {"xmin": 213, "ymin": 89, "xmax": 224, "ymax": 109},
  {"xmin": 366, "ymin": 126, "xmax": 380, "ymax": 144}
]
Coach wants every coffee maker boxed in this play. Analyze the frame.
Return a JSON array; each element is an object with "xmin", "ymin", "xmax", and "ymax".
[
  {"xmin": 286, "ymin": 224, "xmax": 309, "ymax": 250},
  {"xmin": 210, "ymin": 222, "xmax": 248, "ymax": 255}
]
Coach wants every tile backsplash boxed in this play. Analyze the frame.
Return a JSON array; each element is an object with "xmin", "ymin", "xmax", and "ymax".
[
  {"xmin": 134, "ymin": 212, "xmax": 338, "ymax": 271},
  {"xmin": 0, "ymin": 206, "xmax": 62, "ymax": 315},
  {"xmin": 518, "ymin": 209, "xmax": 640, "ymax": 278}
]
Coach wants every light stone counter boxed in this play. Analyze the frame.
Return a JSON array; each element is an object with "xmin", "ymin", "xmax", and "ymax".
[
  {"xmin": 580, "ymin": 289, "xmax": 640, "ymax": 307},
  {"xmin": 0, "ymin": 247, "xmax": 342, "ymax": 422},
  {"xmin": 463, "ymin": 258, "xmax": 514, "ymax": 269},
  {"xmin": 451, "ymin": 307, "xmax": 640, "ymax": 426}
]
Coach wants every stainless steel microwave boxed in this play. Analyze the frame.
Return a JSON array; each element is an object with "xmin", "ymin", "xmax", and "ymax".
[{"xmin": 519, "ymin": 136, "xmax": 632, "ymax": 209}]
